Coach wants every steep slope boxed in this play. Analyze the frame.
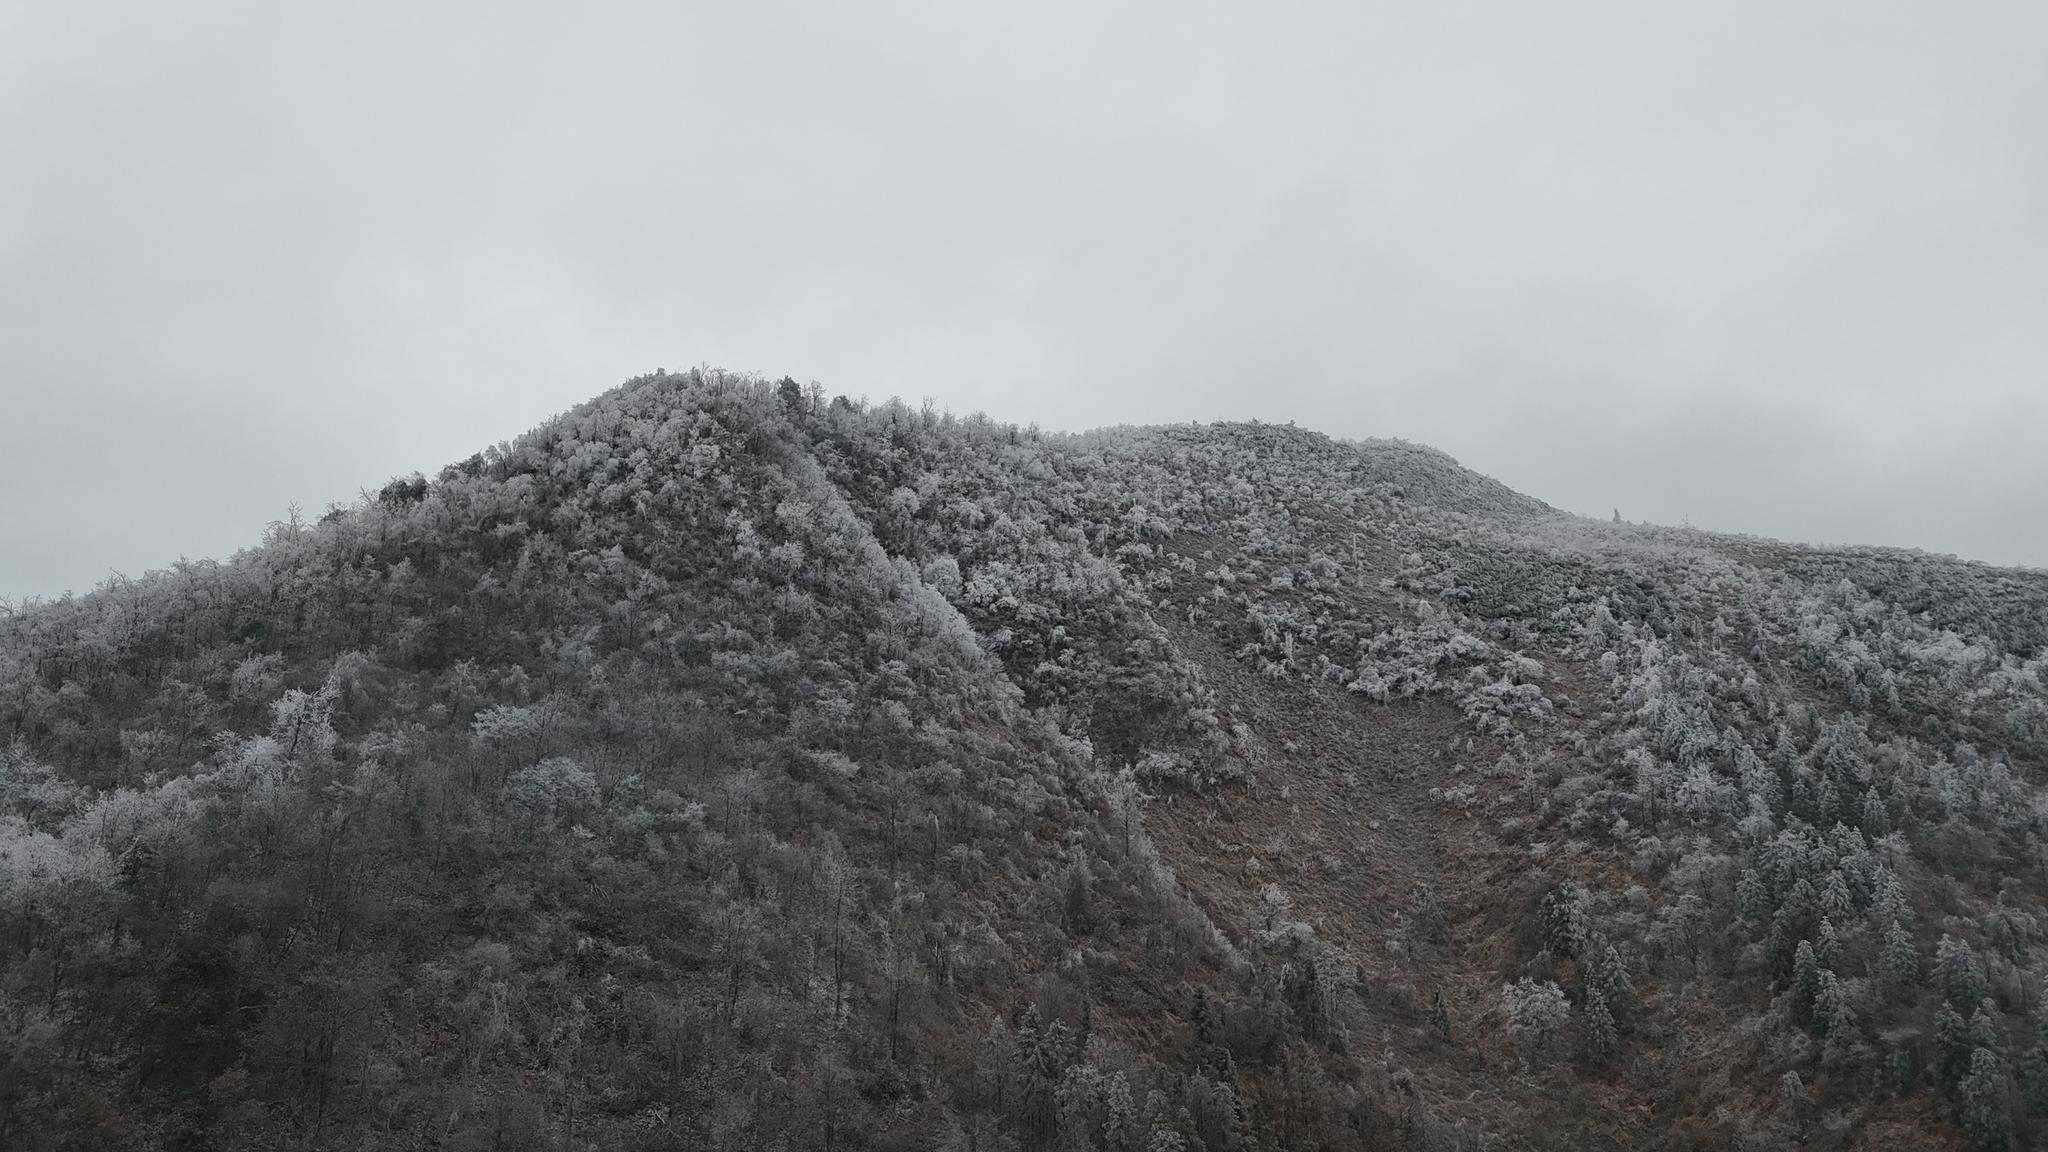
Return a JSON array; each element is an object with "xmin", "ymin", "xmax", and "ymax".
[{"xmin": 3, "ymin": 370, "xmax": 2046, "ymax": 1152}]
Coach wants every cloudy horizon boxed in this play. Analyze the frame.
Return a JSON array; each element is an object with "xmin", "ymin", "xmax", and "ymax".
[{"xmin": 6, "ymin": 0, "xmax": 2045, "ymax": 602}]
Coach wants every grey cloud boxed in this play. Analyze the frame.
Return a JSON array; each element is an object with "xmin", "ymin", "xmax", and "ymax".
[{"xmin": 5, "ymin": 0, "xmax": 2045, "ymax": 600}]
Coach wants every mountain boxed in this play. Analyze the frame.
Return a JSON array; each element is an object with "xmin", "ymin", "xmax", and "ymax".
[{"xmin": 3, "ymin": 369, "xmax": 2046, "ymax": 1151}]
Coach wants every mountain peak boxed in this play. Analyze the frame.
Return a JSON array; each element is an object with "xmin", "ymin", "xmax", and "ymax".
[{"xmin": 4, "ymin": 368, "xmax": 2044, "ymax": 1150}]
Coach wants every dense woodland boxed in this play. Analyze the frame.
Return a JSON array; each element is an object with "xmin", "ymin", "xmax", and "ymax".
[{"xmin": 3, "ymin": 369, "xmax": 2046, "ymax": 1150}]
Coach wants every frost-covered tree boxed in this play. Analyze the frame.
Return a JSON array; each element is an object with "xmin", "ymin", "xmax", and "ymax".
[
  {"xmin": 505, "ymin": 756, "xmax": 599, "ymax": 830},
  {"xmin": 1880, "ymin": 919, "xmax": 1920, "ymax": 992},
  {"xmin": 1938, "ymin": 1000, "xmax": 1975, "ymax": 1092},
  {"xmin": 2017, "ymin": 1004, "xmax": 2048, "ymax": 1113},
  {"xmin": 1582, "ymin": 935, "xmax": 1634, "ymax": 1023},
  {"xmin": 1540, "ymin": 881, "xmax": 1591, "ymax": 959},
  {"xmin": 1815, "ymin": 970, "xmax": 1858, "ymax": 1062},
  {"xmin": 1581, "ymin": 992, "xmax": 1619, "ymax": 1065},
  {"xmin": 1147, "ymin": 1128, "xmax": 1189, "ymax": 1152},
  {"xmin": 1938, "ymin": 935, "xmax": 1991, "ymax": 1016},
  {"xmin": 1957, "ymin": 1048, "xmax": 2013, "ymax": 1150},
  {"xmin": 1792, "ymin": 940, "xmax": 1824, "ymax": 1026},
  {"xmin": 1504, "ymin": 978, "xmax": 1571, "ymax": 1070}
]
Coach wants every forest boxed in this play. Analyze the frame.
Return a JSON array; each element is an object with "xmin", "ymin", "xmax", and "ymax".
[{"xmin": 3, "ymin": 368, "xmax": 2046, "ymax": 1150}]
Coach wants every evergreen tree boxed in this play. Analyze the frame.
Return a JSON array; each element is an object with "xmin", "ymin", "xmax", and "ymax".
[
  {"xmin": 1870, "ymin": 863, "xmax": 1910, "ymax": 928},
  {"xmin": 1816, "ymin": 970, "xmax": 1858, "ymax": 1062},
  {"xmin": 1147, "ymin": 1129, "xmax": 1189, "ymax": 1152},
  {"xmin": 979, "ymin": 1018, "xmax": 1016, "ymax": 1111},
  {"xmin": 1970, "ymin": 1004, "xmax": 2005, "ymax": 1058},
  {"xmin": 1581, "ymin": 936, "xmax": 1635, "ymax": 1023},
  {"xmin": 1819, "ymin": 870, "xmax": 1854, "ymax": 923},
  {"xmin": 2024, "ymin": 1044, "xmax": 2048, "ymax": 1115},
  {"xmin": 1738, "ymin": 744, "xmax": 1784, "ymax": 817},
  {"xmin": 1503, "ymin": 978, "xmax": 1571, "ymax": 1070},
  {"xmin": 1886, "ymin": 1033, "xmax": 1920, "ymax": 1099},
  {"xmin": 1056, "ymin": 1064, "xmax": 1102, "ymax": 1152},
  {"xmin": 1197, "ymin": 1051, "xmax": 1251, "ymax": 1151},
  {"xmin": 1190, "ymin": 985, "xmax": 1217, "ymax": 1049},
  {"xmin": 1737, "ymin": 866, "xmax": 1773, "ymax": 923},
  {"xmin": 1938, "ymin": 935, "xmax": 1990, "ymax": 1015},
  {"xmin": 1287, "ymin": 955, "xmax": 1331, "ymax": 1045},
  {"xmin": 1779, "ymin": 1069, "xmax": 1812, "ymax": 1118},
  {"xmin": 1102, "ymin": 1073, "xmax": 1139, "ymax": 1152},
  {"xmin": 2018, "ymin": 1012, "xmax": 2048, "ymax": 1115},
  {"xmin": 1815, "ymin": 918, "xmax": 1843, "ymax": 969},
  {"xmin": 1540, "ymin": 881, "xmax": 1591, "ymax": 959},
  {"xmin": 1880, "ymin": 918, "xmax": 1920, "ymax": 992},
  {"xmin": 1982, "ymin": 896, "xmax": 2039, "ymax": 979},
  {"xmin": 1957, "ymin": 1048, "xmax": 2013, "ymax": 1151},
  {"xmin": 1011, "ymin": 1006, "xmax": 1063, "ymax": 1140},
  {"xmin": 1938, "ymin": 1000, "xmax": 1975, "ymax": 1093},
  {"xmin": 1792, "ymin": 940, "xmax": 1823, "ymax": 1026},
  {"xmin": 1780, "ymin": 876, "xmax": 1819, "ymax": 939},
  {"xmin": 1581, "ymin": 992, "xmax": 1620, "ymax": 1065}
]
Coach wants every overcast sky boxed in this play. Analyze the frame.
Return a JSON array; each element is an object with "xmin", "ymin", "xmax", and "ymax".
[{"xmin": 4, "ymin": 1, "xmax": 2045, "ymax": 601}]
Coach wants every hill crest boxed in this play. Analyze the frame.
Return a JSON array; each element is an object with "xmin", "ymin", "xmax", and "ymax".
[{"xmin": 3, "ymin": 367, "xmax": 2045, "ymax": 1151}]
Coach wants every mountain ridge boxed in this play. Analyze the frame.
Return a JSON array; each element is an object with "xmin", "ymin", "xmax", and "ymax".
[{"xmin": 3, "ymin": 368, "xmax": 2045, "ymax": 1151}]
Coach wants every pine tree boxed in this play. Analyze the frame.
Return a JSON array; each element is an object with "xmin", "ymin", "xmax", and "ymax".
[
  {"xmin": 1880, "ymin": 918, "xmax": 1920, "ymax": 992},
  {"xmin": 1765, "ymin": 919, "xmax": 1796, "ymax": 981},
  {"xmin": 1287, "ymin": 955, "xmax": 1330, "ymax": 1045},
  {"xmin": 1011, "ymin": 1006, "xmax": 1059, "ymax": 1141},
  {"xmin": 1816, "ymin": 970, "xmax": 1858, "ymax": 1062},
  {"xmin": 1969, "ymin": 1004, "xmax": 2005, "ymax": 1058},
  {"xmin": 1738, "ymin": 744, "xmax": 1783, "ymax": 817},
  {"xmin": 1040, "ymin": 1020, "xmax": 1075, "ymax": 1078},
  {"xmin": 1811, "ymin": 772, "xmax": 1843, "ymax": 829},
  {"xmin": 1780, "ymin": 876, "xmax": 1819, "ymax": 939},
  {"xmin": 1503, "ymin": 978, "xmax": 1571, "ymax": 1071},
  {"xmin": 1199, "ymin": 1049, "xmax": 1251, "ymax": 1150},
  {"xmin": 1540, "ymin": 882, "xmax": 1591, "ymax": 959},
  {"xmin": 979, "ymin": 1017, "xmax": 1015, "ymax": 1111},
  {"xmin": 1737, "ymin": 866, "xmax": 1772, "ymax": 923},
  {"xmin": 1982, "ymin": 897, "xmax": 2039, "ymax": 979},
  {"xmin": 2020, "ymin": 1004, "xmax": 2048, "ymax": 1111},
  {"xmin": 1937, "ymin": 935, "xmax": 1990, "ymax": 1015},
  {"xmin": 1582, "ymin": 936, "xmax": 1634, "ymax": 1023},
  {"xmin": 1870, "ymin": 863, "xmax": 1910, "ymax": 928},
  {"xmin": 1206, "ymin": 1045, "xmax": 1241, "ymax": 1090},
  {"xmin": 1190, "ymin": 985, "xmax": 1217, "ymax": 1049},
  {"xmin": 1430, "ymin": 988, "xmax": 1451, "ymax": 1039},
  {"xmin": 1957, "ymin": 1048, "xmax": 2014, "ymax": 1150},
  {"xmin": 1815, "ymin": 918, "xmax": 1843, "ymax": 969},
  {"xmin": 1102, "ymin": 1072, "xmax": 1138, "ymax": 1152},
  {"xmin": 1581, "ymin": 992, "xmax": 1619, "ymax": 1065},
  {"xmin": 1147, "ymin": 1129, "xmax": 1189, "ymax": 1152},
  {"xmin": 2019, "ymin": 1025, "xmax": 2048, "ymax": 1115},
  {"xmin": 1819, "ymin": 871, "xmax": 1854, "ymax": 924},
  {"xmin": 1056, "ymin": 1064, "xmax": 1102, "ymax": 1152},
  {"xmin": 1938, "ymin": 1000, "xmax": 1974, "ymax": 1093},
  {"xmin": 1886, "ymin": 1033, "xmax": 1919, "ymax": 1099},
  {"xmin": 1792, "ymin": 940, "xmax": 1823, "ymax": 1026},
  {"xmin": 1779, "ymin": 1069, "xmax": 1812, "ymax": 1117},
  {"xmin": 776, "ymin": 375, "xmax": 805, "ymax": 414}
]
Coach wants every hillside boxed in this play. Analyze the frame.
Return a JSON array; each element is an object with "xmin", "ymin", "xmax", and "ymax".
[{"xmin": 3, "ymin": 369, "xmax": 2046, "ymax": 1151}]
